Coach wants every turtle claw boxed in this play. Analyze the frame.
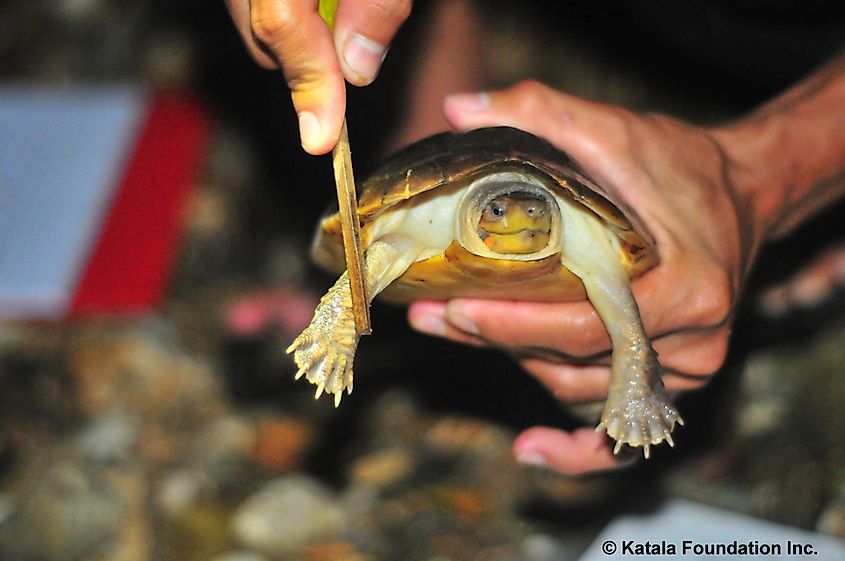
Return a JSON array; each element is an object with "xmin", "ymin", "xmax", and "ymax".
[
  {"xmin": 288, "ymin": 272, "xmax": 360, "ymax": 404},
  {"xmin": 596, "ymin": 389, "xmax": 683, "ymax": 458},
  {"xmin": 612, "ymin": 439, "xmax": 624, "ymax": 456}
]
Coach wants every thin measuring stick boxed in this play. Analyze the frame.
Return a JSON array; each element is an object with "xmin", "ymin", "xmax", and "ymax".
[
  {"xmin": 318, "ymin": 0, "xmax": 370, "ymax": 335},
  {"xmin": 332, "ymin": 120, "xmax": 371, "ymax": 335}
]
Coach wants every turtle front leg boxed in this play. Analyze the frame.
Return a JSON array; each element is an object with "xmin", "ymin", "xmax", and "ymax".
[
  {"xmin": 288, "ymin": 236, "xmax": 421, "ymax": 406},
  {"xmin": 560, "ymin": 208, "xmax": 682, "ymax": 458}
]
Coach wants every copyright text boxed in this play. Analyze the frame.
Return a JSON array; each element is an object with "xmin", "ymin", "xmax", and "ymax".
[{"xmin": 601, "ymin": 539, "xmax": 818, "ymax": 556}]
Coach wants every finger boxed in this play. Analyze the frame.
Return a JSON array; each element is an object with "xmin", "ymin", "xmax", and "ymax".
[
  {"xmin": 226, "ymin": 0, "xmax": 279, "ymax": 68},
  {"xmin": 520, "ymin": 360, "xmax": 609, "ymax": 403},
  {"xmin": 443, "ymin": 81, "xmax": 572, "ymax": 137},
  {"xmin": 407, "ymin": 300, "xmax": 485, "ymax": 347},
  {"xmin": 442, "ymin": 81, "xmax": 627, "ymax": 164},
  {"xmin": 520, "ymin": 328, "xmax": 728, "ymax": 394},
  {"xmin": 249, "ymin": 0, "xmax": 346, "ymax": 154},
  {"xmin": 334, "ymin": 0, "xmax": 411, "ymax": 86},
  {"xmin": 443, "ymin": 298, "xmax": 611, "ymax": 358},
  {"xmin": 514, "ymin": 426, "xmax": 637, "ymax": 475},
  {"xmin": 440, "ymin": 82, "xmax": 659, "ymax": 226},
  {"xmin": 520, "ymin": 357, "xmax": 711, "ymax": 408},
  {"xmin": 653, "ymin": 328, "xmax": 730, "ymax": 381},
  {"xmin": 411, "ymin": 295, "xmax": 728, "ymax": 387},
  {"xmin": 409, "ymin": 299, "xmax": 603, "ymax": 354}
]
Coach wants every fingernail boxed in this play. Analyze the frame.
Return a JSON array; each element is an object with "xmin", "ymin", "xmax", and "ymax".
[
  {"xmin": 342, "ymin": 34, "xmax": 386, "ymax": 86},
  {"xmin": 516, "ymin": 451, "xmax": 548, "ymax": 468},
  {"xmin": 298, "ymin": 111, "xmax": 322, "ymax": 152},
  {"xmin": 445, "ymin": 303, "xmax": 480, "ymax": 335},
  {"xmin": 445, "ymin": 92, "xmax": 490, "ymax": 113},
  {"xmin": 410, "ymin": 313, "xmax": 446, "ymax": 337}
]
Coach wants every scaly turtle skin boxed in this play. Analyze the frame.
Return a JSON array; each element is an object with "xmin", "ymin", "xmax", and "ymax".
[{"xmin": 289, "ymin": 127, "xmax": 682, "ymax": 457}]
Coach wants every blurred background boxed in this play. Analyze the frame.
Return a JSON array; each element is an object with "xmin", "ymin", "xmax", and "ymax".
[{"xmin": 0, "ymin": 1, "xmax": 844, "ymax": 560}]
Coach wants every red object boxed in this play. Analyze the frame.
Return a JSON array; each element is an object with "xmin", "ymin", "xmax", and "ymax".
[{"xmin": 70, "ymin": 95, "xmax": 210, "ymax": 314}]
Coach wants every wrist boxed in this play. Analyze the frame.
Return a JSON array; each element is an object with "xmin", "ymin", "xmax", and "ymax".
[
  {"xmin": 710, "ymin": 54, "xmax": 845, "ymax": 243},
  {"xmin": 709, "ymin": 114, "xmax": 790, "ymax": 245}
]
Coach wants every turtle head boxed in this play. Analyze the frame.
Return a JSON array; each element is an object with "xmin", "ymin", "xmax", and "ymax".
[
  {"xmin": 456, "ymin": 170, "xmax": 561, "ymax": 259},
  {"xmin": 477, "ymin": 193, "xmax": 552, "ymax": 254}
]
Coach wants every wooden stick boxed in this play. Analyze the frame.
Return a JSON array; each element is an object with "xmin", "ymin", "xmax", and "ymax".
[{"xmin": 332, "ymin": 119, "xmax": 371, "ymax": 335}]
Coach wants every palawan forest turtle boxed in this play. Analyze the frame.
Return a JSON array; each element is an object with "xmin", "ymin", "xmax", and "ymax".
[{"xmin": 288, "ymin": 126, "xmax": 683, "ymax": 456}]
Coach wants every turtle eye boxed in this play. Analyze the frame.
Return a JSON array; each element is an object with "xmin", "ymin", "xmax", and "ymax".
[{"xmin": 489, "ymin": 201, "xmax": 507, "ymax": 219}]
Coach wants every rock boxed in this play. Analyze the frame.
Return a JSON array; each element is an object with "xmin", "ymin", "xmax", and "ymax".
[
  {"xmin": 348, "ymin": 447, "xmax": 415, "ymax": 489},
  {"xmin": 250, "ymin": 416, "xmax": 315, "ymax": 473},
  {"xmin": 0, "ymin": 495, "xmax": 11, "ymax": 527},
  {"xmin": 300, "ymin": 540, "xmax": 372, "ymax": 561},
  {"xmin": 66, "ymin": 324, "xmax": 227, "ymax": 466},
  {"xmin": 157, "ymin": 468, "xmax": 215, "ymax": 517},
  {"xmin": 0, "ymin": 459, "xmax": 129, "ymax": 561},
  {"xmin": 67, "ymin": 324, "xmax": 224, "ymax": 423},
  {"xmin": 232, "ymin": 475, "xmax": 346, "ymax": 557},
  {"xmin": 817, "ymin": 487, "xmax": 845, "ymax": 538},
  {"xmin": 362, "ymin": 391, "xmax": 421, "ymax": 443},
  {"xmin": 423, "ymin": 416, "xmax": 513, "ymax": 460},
  {"xmin": 75, "ymin": 411, "xmax": 141, "ymax": 462},
  {"xmin": 209, "ymin": 553, "xmax": 269, "ymax": 561},
  {"xmin": 722, "ymin": 318, "xmax": 845, "ymax": 526},
  {"xmin": 191, "ymin": 415, "xmax": 256, "ymax": 480},
  {"xmin": 339, "ymin": 484, "xmax": 381, "ymax": 527},
  {"xmin": 434, "ymin": 487, "xmax": 490, "ymax": 521},
  {"xmin": 166, "ymin": 502, "xmax": 233, "ymax": 561},
  {"xmin": 520, "ymin": 534, "xmax": 571, "ymax": 561}
]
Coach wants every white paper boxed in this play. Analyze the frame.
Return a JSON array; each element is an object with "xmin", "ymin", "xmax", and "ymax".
[{"xmin": 0, "ymin": 85, "xmax": 146, "ymax": 319}]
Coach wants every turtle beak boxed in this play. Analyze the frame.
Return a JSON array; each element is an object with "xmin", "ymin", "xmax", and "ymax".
[{"xmin": 506, "ymin": 202, "xmax": 549, "ymax": 233}]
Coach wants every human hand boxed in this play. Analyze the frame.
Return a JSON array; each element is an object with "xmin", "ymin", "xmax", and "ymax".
[
  {"xmin": 225, "ymin": 0, "xmax": 411, "ymax": 154},
  {"xmin": 408, "ymin": 81, "xmax": 759, "ymax": 474}
]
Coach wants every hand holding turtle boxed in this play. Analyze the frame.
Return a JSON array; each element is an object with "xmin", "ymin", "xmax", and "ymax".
[
  {"xmin": 410, "ymin": 64, "xmax": 845, "ymax": 474},
  {"xmin": 225, "ymin": 0, "xmax": 411, "ymax": 154}
]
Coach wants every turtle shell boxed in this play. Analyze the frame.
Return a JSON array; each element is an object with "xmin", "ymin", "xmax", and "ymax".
[{"xmin": 313, "ymin": 126, "xmax": 657, "ymax": 303}]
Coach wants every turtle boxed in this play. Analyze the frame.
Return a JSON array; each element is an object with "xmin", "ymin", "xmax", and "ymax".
[{"xmin": 288, "ymin": 126, "xmax": 683, "ymax": 456}]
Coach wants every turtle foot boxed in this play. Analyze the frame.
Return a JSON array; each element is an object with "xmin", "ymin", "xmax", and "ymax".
[
  {"xmin": 596, "ymin": 390, "xmax": 683, "ymax": 459},
  {"xmin": 287, "ymin": 273, "xmax": 359, "ymax": 407}
]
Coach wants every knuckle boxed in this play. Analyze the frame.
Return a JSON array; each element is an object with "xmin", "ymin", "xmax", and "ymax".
[
  {"xmin": 524, "ymin": 361, "xmax": 596, "ymax": 403},
  {"xmin": 664, "ymin": 329, "xmax": 731, "ymax": 381},
  {"xmin": 689, "ymin": 270, "xmax": 734, "ymax": 327},
  {"xmin": 289, "ymin": 69, "xmax": 331, "ymax": 95},
  {"xmin": 511, "ymin": 80, "xmax": 547, "ymax": 100},
  {"xmin": 691, "ymin": 331, "xmax": 730, "ymax": 377},
  {"xmin": 512, "ymin": 79, "xmax": 546, "ymax": 94},
  {"xmin": 548, "ymin": 370, "xmax": 583, "ymax": 402},
  {"xmin": 367, "ymin": 0, "xmax": 412, "ymax": 25},
  {"xmin": 250, "ymin": 8, "xmax": 293, "ymax": 46},
  {"xmin": 506, "ymin": 80, "xmax": 548, "ymax": 118}
]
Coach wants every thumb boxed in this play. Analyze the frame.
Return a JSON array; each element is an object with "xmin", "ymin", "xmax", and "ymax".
[
  {"xmin": 442, "ymin": 81, "xmax": 628, "ymax": 172},
  {"xmin": 514, "ymin": 426, "xmax": 637, "ymax": 475}
]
